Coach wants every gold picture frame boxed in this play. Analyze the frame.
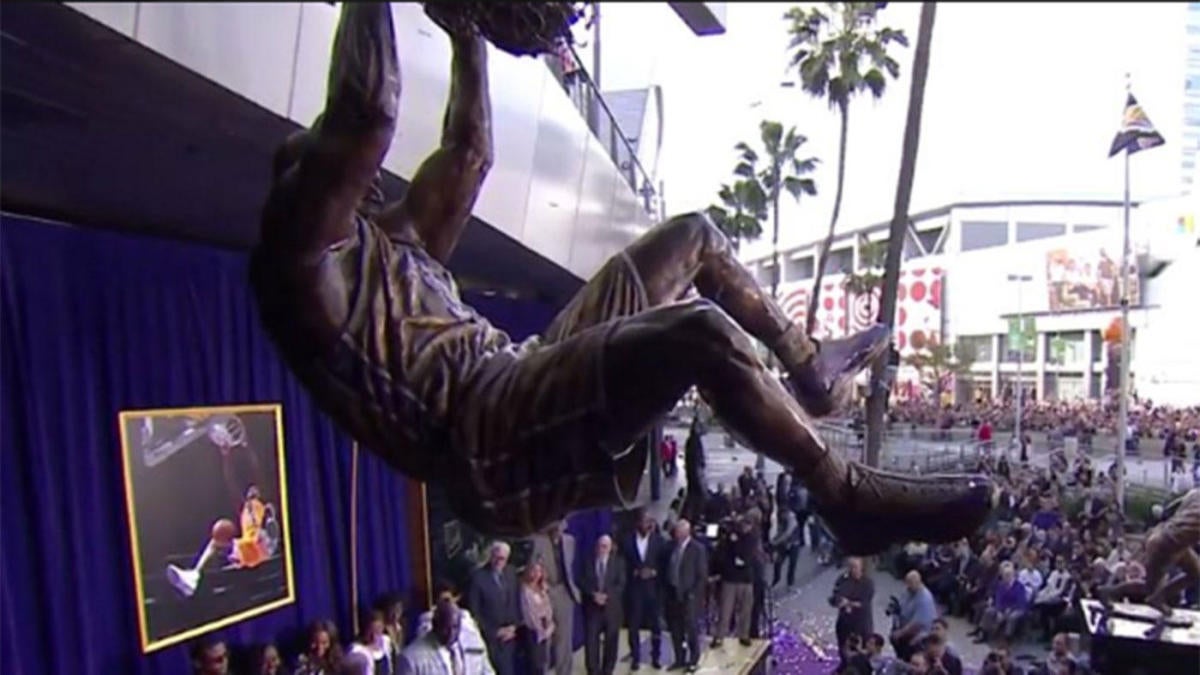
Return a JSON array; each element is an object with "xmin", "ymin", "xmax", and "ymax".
[{"xmin": 117, "ymin": 403, "xmax": 295, "ymax": 653}]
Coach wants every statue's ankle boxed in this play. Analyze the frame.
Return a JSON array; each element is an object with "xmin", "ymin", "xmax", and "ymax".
[{"xmin": 772, "ymin": 324, "xmax": 819, "ymax": 375}]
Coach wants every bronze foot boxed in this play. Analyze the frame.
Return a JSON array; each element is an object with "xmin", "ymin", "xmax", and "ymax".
[
  {"xmin": 814, "ymin": 464, "xmax": 994, "ymax": 555},
  {"xmin": 784, "ymin": 324, "xmax": 891, "ymax": 418}
]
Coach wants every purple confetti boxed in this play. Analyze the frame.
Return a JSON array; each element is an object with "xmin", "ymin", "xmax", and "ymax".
[{"xmin": 770, "ymin": 619, "xmax": 840, "ymax": 674}]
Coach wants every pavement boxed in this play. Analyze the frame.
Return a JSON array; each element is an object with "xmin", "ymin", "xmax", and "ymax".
[{"xmin": 640, "ymin": 425, "xmax": 1053, "ymax": 671}]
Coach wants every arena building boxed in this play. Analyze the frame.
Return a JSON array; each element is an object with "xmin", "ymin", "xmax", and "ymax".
[{"xmin": 742, "ymin": 196, "xmax": 1200, "ymax": 406}]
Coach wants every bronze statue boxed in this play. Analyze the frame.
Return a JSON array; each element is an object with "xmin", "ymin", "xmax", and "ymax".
[
  {"xmin": 1099, "ymin": 488, "xmax": 1200, "ymax": 617},
  {"xmin": 250, "ymin": 2, "xmax": 992, "ymax": 550}
]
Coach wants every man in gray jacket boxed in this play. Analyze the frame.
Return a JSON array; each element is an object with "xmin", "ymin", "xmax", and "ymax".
[{"xmin": 528, "ymin": 521, "xmax": 581, "ymax": 675}]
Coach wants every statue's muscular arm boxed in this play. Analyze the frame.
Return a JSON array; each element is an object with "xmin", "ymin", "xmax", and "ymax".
[
  {"xmin": 261, "ymin": 2, "xmax": 400, "ymax": 254},
  {"xmin": 379, "ymin": 22, "xmax": 493, "ymax": 264}
]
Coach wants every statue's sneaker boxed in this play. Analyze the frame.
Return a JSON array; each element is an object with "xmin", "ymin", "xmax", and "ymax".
[
  {"xmin": 783, "ymin": 323, "xmax": 891, "ymax": 418},
  {"xmin": 813, "ymin": 463, "xmax": 994, "ymax": 555}
]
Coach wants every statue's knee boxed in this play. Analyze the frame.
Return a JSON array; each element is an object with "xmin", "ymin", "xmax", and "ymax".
[
  {"xmin": 673, "ymin": 299, "xmax": 750, "ymax": 352},
  {"xmin": 665, "ymin": 211, "xmax": 724, "ymax": 245}
]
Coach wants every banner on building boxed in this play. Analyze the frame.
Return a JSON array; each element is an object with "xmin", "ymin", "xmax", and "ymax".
[
  {"xmin": 118, "ymin": 404, "xmax": 294, "ymax": 652},
  {"xmin": 778, "ymin": 265, "xmax": 944, "ymax": 355},
  {"xmin": 1045, "ymin": 246, "xmax": 1138, "ymax": 312}
]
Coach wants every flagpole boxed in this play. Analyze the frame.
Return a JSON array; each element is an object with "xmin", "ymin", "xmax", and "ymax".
[{"xmin": 1115, "ymin": 74, "xmax": 1133, "ymax": 513}]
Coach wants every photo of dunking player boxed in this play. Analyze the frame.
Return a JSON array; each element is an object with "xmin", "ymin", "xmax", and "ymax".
[{"xmin": 121, "ymin": 408, "xmax": 291, "ymax": 647}]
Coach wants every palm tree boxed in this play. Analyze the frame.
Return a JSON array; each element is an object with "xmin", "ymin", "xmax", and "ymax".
[
  {"xmin": 706, "ymin": 179, "xmax": 768, "ymax": 253},
  {"xmin": 785, "ymin": 2, "xmax": 908, "ymax": 333},
  {"xmin": 904, "ymin": 338, "xmax": 976, "ymax": 403},
  {"xmin": 864, "ymin": 1, "xmax": 936, "ymax": 467},
  {"xmin": 741, "ymin": 120, "xmax": 819, "ymax": 304}
]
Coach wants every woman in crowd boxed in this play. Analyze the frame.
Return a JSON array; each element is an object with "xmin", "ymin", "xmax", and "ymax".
[
  {"xmin": 519, "ymin": 560, "xmax": 555, "ymax": 674},
  {"xmin": 376, "ymin": 594, "xmax": 405, "ymax": 666},
  {"xmin": 348, "ymin": 609, "xmax": 394, "ymax": 675},
  {"xmin": 249, "ymin": 644, "xmax": 282, "ymax": 675},
  {"xmin": 294, "ymin": 620, "xmax": 343, "ymax": 675}
]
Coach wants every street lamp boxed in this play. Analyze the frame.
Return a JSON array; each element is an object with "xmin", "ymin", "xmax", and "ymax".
[{"xmin": 1007, "ymin": 273, "xmax": 1033, "ymax": 455}]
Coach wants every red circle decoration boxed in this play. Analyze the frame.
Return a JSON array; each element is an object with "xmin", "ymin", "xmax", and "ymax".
[
  {"xmin": 930, "ymin": 279, "xmax": 942, "ymax": 309},
  {"xmin": 824, "ymin": 297, "xmax": 835, "ymax": 311},
  {"xmin": 911, "ymin": 281, "xmax": 927, "ymax": 302},
  {"xmin": 912, "ymin": 268, "xmax": 926, "ymax": 277},
  {"xmin": 838, "ymin": 316, "xmax": 846, "ymax": 330},
  {"xmin": 897, "ymin": 331, "xmax": 908, "ymax": 350},
  {"xmin": 838, "ymin": 296, "xmax": 847, "ymax": 309},
  {"xmin": 911, "ymin": 329, "xmax": 927, "ymax": 350},
  {"xmin": 932, "ymin": 267, "xmax": 943, "ymax": 275},
  {"xmin": 898, "ymin": 307, "xmax": 908, "ymax": 326},
  {"xmin": 898, "ymin": 284, "xmax": 907, "ymax": 302}
]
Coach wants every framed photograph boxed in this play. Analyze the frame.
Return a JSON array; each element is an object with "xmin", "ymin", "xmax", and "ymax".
[{"xmin": 118, "ymin": 404, "xmax": 295, "ymax": 652}]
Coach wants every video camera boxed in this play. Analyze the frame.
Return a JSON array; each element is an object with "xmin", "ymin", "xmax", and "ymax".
[{"xmin": 884, "ymin": 594, "xmax": 902, "ymax": 617}]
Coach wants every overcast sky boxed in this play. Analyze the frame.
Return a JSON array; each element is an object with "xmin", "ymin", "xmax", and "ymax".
[{"xmin": 594, "ymin": 2, "xmax": 1190, "ymax": 258}]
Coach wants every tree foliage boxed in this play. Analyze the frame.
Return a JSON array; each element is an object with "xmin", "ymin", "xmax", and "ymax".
[
  {"xmin": 706, "ymin": 180, "xmax": 767, "ymax": 252},
  {"xmin": 785, "ymin": 2, "xmax": 908, "ymax": 111},
  {"xmin": 708, "ymin": 121, "xmax": 818, "ymax": 268},
  {"xmin": 904, "ymin": 338, "xmax": 976, "ymax": 401}
]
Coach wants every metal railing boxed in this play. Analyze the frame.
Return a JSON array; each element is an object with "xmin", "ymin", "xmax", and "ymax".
[{"xmin": 543, "ymin": 47, "xmax": 662, "ymax": 219}]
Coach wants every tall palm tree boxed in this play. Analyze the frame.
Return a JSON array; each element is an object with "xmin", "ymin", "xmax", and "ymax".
[
  {"xmin": 706, "ymin": 179, "xmax": 768, "ymax": 253},
  {"xmin": 742, "ymin": 120, "xmax": 819, "ymax": 305},
  {"xmin": 785, "ymin": 2, "xmax": 908, "ymax": 333},
  {"xmin": 864, "ymin": 1, "xmax": 936, "ymax": 467}
]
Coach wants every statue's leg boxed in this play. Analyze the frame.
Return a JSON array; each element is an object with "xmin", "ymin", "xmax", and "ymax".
[
  {"xmin": 1145, "ymin": 552, "xmax": 1200, "ymax": 615},
  {"xmin": 470, "ymin": 298, "xmax": 990, "ymax": 550},
  {"xmin": 546, "ymin": 212, "xmax": 888, "ymax": 417}
]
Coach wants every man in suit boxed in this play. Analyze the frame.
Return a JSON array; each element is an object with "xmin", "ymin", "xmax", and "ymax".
[
  {"xmin": 625, "ymin": 510, "xmax": 668, "ymax": 670},
  {"xmin": 468, "ymin": 542, "xmax": 520, "ymax": 675},
  {"xmin": 665, "ymin": 519, "xmax": 707, "ymax": 673},
  {"xmin": 528, "ymin": 521, "xmax": 581, "ymax": 675},
  {"xmin": 580, "ymin": 535, "xmax": 626, "ymax": 675},
  {"xmin": 398, "ymin": 598, "xmax": 464, "ymax": 675}
]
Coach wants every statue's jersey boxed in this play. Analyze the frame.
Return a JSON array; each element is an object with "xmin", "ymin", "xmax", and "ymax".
[{"xmin": 251, "ymin": 217, "xmax": 514, "ymax": 480}]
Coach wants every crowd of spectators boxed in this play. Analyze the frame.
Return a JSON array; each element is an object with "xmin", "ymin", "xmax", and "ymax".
[
  {"xmin": 187, "ymin": 592, "xmax": 415, "ymax": 675},
  {"xmin": 889, "ymin": 398, "xmax": 1199, "ymax": 448},
  {"xmin": 845, "ymin": 450, "xmax": 1199, "ymax": 675}
]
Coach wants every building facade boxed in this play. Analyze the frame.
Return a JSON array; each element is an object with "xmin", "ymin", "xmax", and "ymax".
[
  {"xmin": 1185, "ymin": 2, "xmax": 1200, "ymax": 192},
  {"xmin": 744, "ymin": 198, "xmax": 1200, "ymax": 406}
]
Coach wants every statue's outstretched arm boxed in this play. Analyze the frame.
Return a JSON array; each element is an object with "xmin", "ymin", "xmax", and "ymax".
[
  {"xmin": 264, "ymin": 2, "xmax": 401, "ymax": 251},
  {"xmin": 392, "ymin": 16, "xmax": 493, "ymax": 263}
]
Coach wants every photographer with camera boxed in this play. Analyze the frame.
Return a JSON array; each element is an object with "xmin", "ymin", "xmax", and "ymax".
[{"xmin": 711, "ymin": 513, "xmax": 757, "ymax": 648}]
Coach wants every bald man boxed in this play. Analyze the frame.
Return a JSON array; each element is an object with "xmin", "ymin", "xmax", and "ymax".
[
  {"xmin": 891, "ymin": 571, "xmax": 937, "ymax": 663},
  {"xmin": 665, "ymin": 520, "xmax": 707, "ymax": 672},
  {"xmin": 399, "ymin": 598, "xmax": 463, "ymax": 675},
  {"xmin": 581, "ymin": 535, "xmax": 626, "ymax": 675}
]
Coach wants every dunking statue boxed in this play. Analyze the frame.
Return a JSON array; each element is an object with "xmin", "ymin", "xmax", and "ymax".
[
  {"xmin": 1098, "ymin": 488, "xmax": 1199, "ymax": 632},
  {"xmin": 250, "ymin": 2, "xmax": 993, "ymax": 550}
]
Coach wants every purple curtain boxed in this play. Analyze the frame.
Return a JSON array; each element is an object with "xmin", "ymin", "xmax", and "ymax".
[{"xmin": 0, "ymin": 214, "xmax": 412, "ymax": 674}]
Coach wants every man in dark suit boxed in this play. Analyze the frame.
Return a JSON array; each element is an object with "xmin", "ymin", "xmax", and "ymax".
[
  {"xmin": 665, "ymin": 519, "xmax": 707, "ymax": 673},
  {"xmin": 625, "ymin": 510, "xmax": 668, "ymax": 670},
  {"xmin": 468, "ymin": 541, "xmax": 520, "ymax": 675},
  {"xmin": 580, "ymin": 535, "xmax": 627, "ymax": 675}
]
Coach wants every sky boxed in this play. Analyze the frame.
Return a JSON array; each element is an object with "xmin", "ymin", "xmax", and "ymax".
[{"xmin": 592, "ymin": 2, "xmax": 1191, "ymax": 260}]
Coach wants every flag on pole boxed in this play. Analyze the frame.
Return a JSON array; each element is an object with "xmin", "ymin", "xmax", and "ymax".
[{"xmin": 1108, "ymin": 93, "xmax": 1165, "ymax": 157}]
